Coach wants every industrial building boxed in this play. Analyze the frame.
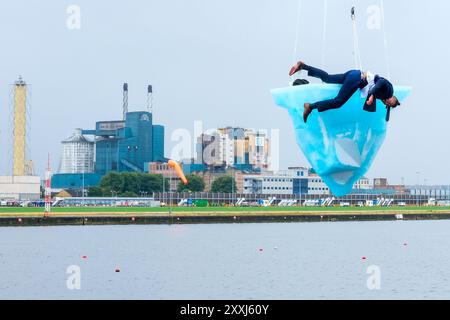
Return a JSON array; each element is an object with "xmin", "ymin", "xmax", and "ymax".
[
  {"xmin": 147, "ymin": 162, "xmax": 180, "ymax": 192},
  {"xmin": 60, "ymin": 129, "xmax": 95, "ymax": 174},
  {"xmin": 147, "ymin": 162, "xmax": 246, "ymax": 193},
  {"xmin": 52, "ymin": 84, "xmax": 166, "ymax": 189},
  {"xmin": 0, "ymin": 77, "xmax": 41, "ymax": 201},
  {"xmin": 51, "ymin": 173, "xmax": 102, "ymax": 190},
  {"xmin": 82, "ymin": 111, "xmax": 164, "ymax": 175},
  {"xmin": 0, "ymin": 176, "xmax": 40, "ymax": 201}
]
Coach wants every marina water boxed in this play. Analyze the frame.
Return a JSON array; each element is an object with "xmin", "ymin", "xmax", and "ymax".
[{"xmin": 1, "ymin": 220, "xmax": 449, "ymax": 299}]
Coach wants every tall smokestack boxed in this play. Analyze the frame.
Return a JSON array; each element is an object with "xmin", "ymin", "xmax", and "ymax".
[
  {"xmin": 13, "ymin": 76, "xmax": 27, "ymax": 176},
  {"xmin": 147, "ymin": 85, "xmax": 153, "ymax": 114},
  {"xmin": 123, "ymin": 83, "xmax": 128, "ymax": 120}
]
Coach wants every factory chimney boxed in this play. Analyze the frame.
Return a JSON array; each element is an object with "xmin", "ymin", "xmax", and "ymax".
[
  {"xmin": 123, "ymin": 83, "xmax": 128, "ymax": 120},
  {"xmin": 147, "ymin": 85, "xmax": 153, "ymax": 114},
  {"xmin": 13, "ymin": 76, "xmax": 28, "ymax": 176}
]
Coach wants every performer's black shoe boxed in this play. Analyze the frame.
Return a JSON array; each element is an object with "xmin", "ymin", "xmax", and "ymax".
[
  {"xmin": 289, "ymin": 61, "xmax": 306, "ymax": 76},
  {"xmin": 303, "ymin": 103, "xmax": 313, "ymax": 123}
]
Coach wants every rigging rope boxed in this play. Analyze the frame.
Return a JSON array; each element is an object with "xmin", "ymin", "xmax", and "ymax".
[
  {"xmin": 351, "ymin": 4, "xmax": 363, "ymax": 71},
  {"xmin": 321, "ymin": 0, "xmax": 328, "ymax": 68},
  {"xmin": 380, "ymin": 0, "xmax": 392, "ymax": 79},
  {"xmin": 292, "ymin": 0, "xmax": 303, "ymax": 72},
  {"xmin": 291, "ymin": 0, "xmax": 391, "ymax": 79}
]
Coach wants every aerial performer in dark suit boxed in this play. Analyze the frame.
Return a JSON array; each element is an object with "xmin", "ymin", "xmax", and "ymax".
[{"xmin": 289, "ymin": 61, "xmax": 401, "ymax": 123}]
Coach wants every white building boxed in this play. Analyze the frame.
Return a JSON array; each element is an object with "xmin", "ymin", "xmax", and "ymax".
[
  {"xmin": 0, "ymin": 176, "xmax": 41, "ymax": 200},
  {"xmin": 307, "ymin": 175, "xmax": 330, "ymax": 195},
  {"xmin": 308, "ymin": 175, "xmax": 372, "ymax": 195},
  {"xmin": 196, "ymin": 127, "xmax": 270, "ymax": 170},
  {"xmin": 354, "ymin": 177, "xmax": 371, "ymax": 190},
  {"xmin": 279, "ymin": 167, "xmax": 309, "ymax": 178},
  {"xmin": 243, "ymin": 174, "xmax": 294, "ymax": 195},
  {"xmin": 60, "ymin": 129, "xmax": 95, "ymax": 174},
  {"xmin": 243, "ymin": 167, "xmax": 372, "ymax": 196}
]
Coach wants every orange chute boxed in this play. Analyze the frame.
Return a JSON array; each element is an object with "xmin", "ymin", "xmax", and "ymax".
[{"xmin": 167, "ymin": 160, "xmax": 188, "ymax": 185}]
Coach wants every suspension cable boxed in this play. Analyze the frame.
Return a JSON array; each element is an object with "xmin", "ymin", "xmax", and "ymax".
[
  {"xmin": 292, "ymin": 0, "xmax": 303, "ymax": 70},
  {"xmin": 351, "ymin": 4, "xmax": 363, "ymax": 71},
  {"xmin": 380, "ymin": 0, "xmax": 391, "ymax": 79},
  {"xmin": 321, "ymin": 0, "xmax": 328, "ymax": 68}
]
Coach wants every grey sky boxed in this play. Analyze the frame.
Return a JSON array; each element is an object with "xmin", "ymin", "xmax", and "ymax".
[{"xmin": 0, "ymin": 0, "xmax": 448, "ymax": 185}]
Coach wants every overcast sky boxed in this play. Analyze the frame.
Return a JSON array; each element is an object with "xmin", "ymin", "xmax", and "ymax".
[{"xmin": 0, "ymin": 0, "xmax": 448, "ymax": 185}]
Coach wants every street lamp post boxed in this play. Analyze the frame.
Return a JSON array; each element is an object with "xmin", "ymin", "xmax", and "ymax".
[
  {"xmin": 111, "ymin": 190, "xmax": 118, "ymax": 207},
  {"xmin": 169, "ymin": 169, "xmax": 173, "ymax": 215},
  {"xmin": 82, "ymin": 169, "xmax": 85, "ymax": 206},
  {"xmin": 162, "ymin": 173, "xmax": 165, "ymax": 206},
  {"xmin": 232, "ymin": 170, "xmax": 235, "ymax": 206},
  {"xmin": 415, "ymin": 172, "xmax": 421, "ymax": 206}
]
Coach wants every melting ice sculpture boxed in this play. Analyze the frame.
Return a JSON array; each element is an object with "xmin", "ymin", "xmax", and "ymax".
[{"xmin": 271, "ymin": 84, "xmax": 412, "ymax": 197}]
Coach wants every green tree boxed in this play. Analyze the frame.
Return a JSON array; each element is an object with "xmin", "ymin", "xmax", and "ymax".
[
  {"xmin": 178, "ymin": 174, "xmax": 205, "ymax": 192},
  {"xmin": 100, "ymin": 172, "xmax": 124, "ymax": 193},
  {"xmin": 122, "ymin": 172, "xmax": 141, "ymax": 194},
  {"xmin": 140, "ymin": 174, "xmax": 166, "ymax": 193},
  {"xmin": 211, "ymin": 176, "xmax": 236, "ymax": 193},
  {"xmin": 88, "ymin": 186, "xmax": 104, "ymax": 197}
]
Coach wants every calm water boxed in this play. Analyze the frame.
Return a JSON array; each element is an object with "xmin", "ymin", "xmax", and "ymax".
[{"xmin": 1, "ymin": 220, "xmax": 450, "ymax": 300}]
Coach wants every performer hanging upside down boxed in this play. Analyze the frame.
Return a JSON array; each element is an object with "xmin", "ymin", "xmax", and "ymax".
[{"xmin": 289, "ymin": 61, "xmax": 401, "ymax": 123}]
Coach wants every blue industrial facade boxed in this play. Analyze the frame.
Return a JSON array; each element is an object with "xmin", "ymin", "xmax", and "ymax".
[
  {"xmin": 182, "ymin": 163, "xmax": 207, "ymax": 174},
  {"xmin": 52, "ymin": 111, "xmax": 166, "ymax": 189},
  {"xmin": 82, "ymin": 111, "xmax": 165, "ymax": 176},
  {"xmin": 52, "ymin": 173, "xmax": 102, "ymax": 189},
  {"xmin": 152, "ymin": 125, "xmax": 165, "ymax": 163},
  {"xmin": 118, "ymin": 112, "xmax": 153, "ymax": 173}
]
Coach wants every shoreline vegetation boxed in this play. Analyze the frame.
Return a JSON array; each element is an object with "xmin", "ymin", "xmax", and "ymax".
[{"xmin": 0, "ymin": 206, "xmax": 449, "ymax": 226}]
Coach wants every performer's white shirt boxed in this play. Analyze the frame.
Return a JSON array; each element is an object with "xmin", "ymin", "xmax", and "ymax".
[{"xmin": 360, "ymin": 71, "xmax": 376, "ymax": 98}]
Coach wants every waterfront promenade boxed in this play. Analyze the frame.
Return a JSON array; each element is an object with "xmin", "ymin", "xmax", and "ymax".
[{"xmin": 1, "ymin": 206, "xmax": 450, "ymax": 226}]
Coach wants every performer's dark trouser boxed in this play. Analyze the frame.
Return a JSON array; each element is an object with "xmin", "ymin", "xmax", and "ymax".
[{"xmin": 304, "ymin": 65, "xmax": 362, "ymax": 112}]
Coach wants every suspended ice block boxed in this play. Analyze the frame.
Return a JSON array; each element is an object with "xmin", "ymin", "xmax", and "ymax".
[{"xmin": 271, "ymin": 84, "xmax": 412, "ymax": 197}]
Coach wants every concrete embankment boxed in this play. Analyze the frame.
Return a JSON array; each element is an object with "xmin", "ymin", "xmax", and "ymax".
[{"xmin": 1, "ymin": 210, "xmax": 450, "ymax": 226}]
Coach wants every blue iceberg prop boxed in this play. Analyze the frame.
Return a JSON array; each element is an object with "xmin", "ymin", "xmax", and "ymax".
[{"xmin": 271, "ymin": 84, "xmax": 412, "ymax": 197}]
